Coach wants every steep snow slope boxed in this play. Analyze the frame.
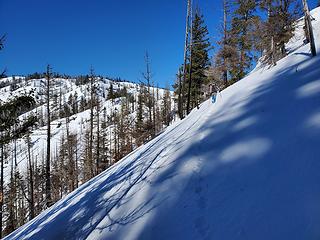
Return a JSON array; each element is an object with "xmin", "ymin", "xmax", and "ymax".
[{"xmin": 6, "ymin": 7, "xmax": 320, "ymax": 240}]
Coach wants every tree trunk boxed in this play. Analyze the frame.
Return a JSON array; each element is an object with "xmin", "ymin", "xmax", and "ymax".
[
  {"xmin": 96, "ymin": 98, "xmax": 100, "ymax": 174},
  {"xmin": 89, "ymin": 68, "xmax": 94, "ymax": 178},
  {"xmin": 0, "ymin": 145, "xmax": 4, "ymax": 238},
  {"xmin": 45, "ymin": 64, "xmax": 52, "ymax": 208},
  {"xmin": 182, "ymin": 0, "xmax": 192, "ymax": 119},
  {"xmin": 223, "ymin": 0, "xmax": 229, "ymax": 87},
  {"xmin": 186, "ymin": 3, "xmax": 193, "ymax": 115},
  {"xmin": 302, "ymin": 0, "xmax": 317, "ymax": 56},
  {"xmin": 178, "ymin": 69, "xmax": 183, "ymax": 119},
  {"xmin": 152, "ymin": 83, "xmax": 156, "ymax": 136},
  {"xmin": 27, "ymin": 136, "xmax": 35, "ymax": 220},
  {"xmin": 268, "ymin": 4, "xmax": 277, "ymax": 66}
]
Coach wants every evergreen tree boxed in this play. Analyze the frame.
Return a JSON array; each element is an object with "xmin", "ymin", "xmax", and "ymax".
[
  {"xmin": 0, "ymin": 35, "xmax": 5, "ymax": 78},
  {"xmin": 0, "ymin": 95, "xmax": 36, "ymax": 238},
  {"xmin": 135, "ymin": 87, "xmax": 145, "ymax": 147},
  {"xmin": 274, "ymin": 0, "xmax": 300, "ymax": 56},
  {"xmin": 155, "ymin": 87, "xmax": 162, "ymax": 133},
  {"xmin": 188, "ymin": 9, "xmax": 211, "ymax": 109},
  {"xmin": 161, "ymin": 87, "xmax": 172, "ymax": 127},
  {"xmin": 230, "ymin": 0, "xmax": 258, "ymax": 81},
  {"xmin": 215, "ymin": 0, "xmax": 237, "ymax": 88},
  {"xmin": 259, "ymin": 0, "xmax": 300, "ymax": 65},
  {"xmin": 173, "ymin": 67, "xmax": 186, "ymax": 119},
  {"xmin": 118, "ymin": 99, "xmax": 132, "ymax": 160},
  {"xmin": 107, "ymin": 83, "xmax": 115, "ymax": 100}
]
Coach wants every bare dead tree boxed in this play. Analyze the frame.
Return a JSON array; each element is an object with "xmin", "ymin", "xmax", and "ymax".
[
  {"xmin": 186, "ymin": 0, "xmax": 194, "ymax": 115},
  {"xmin": 181, "ymin": 0, "xmax": 192, "ymax": 119},
  {"xmin": 89, "ymin": 67, "xmax": 95, "ymax": 178},
  {"xmin": 45, "ymin": 64, "xmax": 52, "ymax": 208},
  {"xmin": 302, "ymin": 0, "xmax": 317, "ymax": 56}
]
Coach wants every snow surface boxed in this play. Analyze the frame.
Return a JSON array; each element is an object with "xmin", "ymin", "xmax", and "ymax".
[
  {"xmin": 5, "ymin": 7, "xmax": 320, "ymax": 240},
  {"xmin": 0, "ymin": 75, "xmax": 172, "ymax": 183}
]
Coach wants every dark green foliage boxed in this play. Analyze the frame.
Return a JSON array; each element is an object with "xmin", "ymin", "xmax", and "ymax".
[
  {"xmin": 174, "ymin": 9, "xmax": 211, "ymax": 114},
  {"xmin": 161, "ymin": 88, "xmax": 172, "ymax": 127},
  {"xmin": 107, "ymin": 84, "xmax": 130, "ymax": 100},
  {"xmin": 107, "ymin": 83, "xmax": 115, "ymax": 100},
  {"xmin": 75, "ymin": 75, "xmax": 90, "ymax": 86},
  {"xmin": 259, "ymin": 0, "xmax": 301, "ymax": 64},
  {"xmin": 25, "ymin": 72, "xmax": 44, "ymax": 80},
  {"xmin": 0, "ymin": 96, "xmax": 36, "ymax": 135},
  {"xmin": 189, "ymin": 10, "xmax": 211, "ymax": 107},
  {"xmin": 0, "ymin": 35, "xmax": 6, "ymax": 78},
  {"xmin": 0, "ymin": 35, "xmax": 4, "ymax": 51},
  {"xmin": 230, "ymin": 0, "xmax": 259, "ymax": 81},
  {"xmin": 273, "ymin": 0, "xmax": 300, "ymax": 56},
  {"xmin": 134, "ymin": 88, "xmax": 146, "ymax": 146},
  {"xmin": 173, "ymin": 67, "xmax": 185, "ymax": 118}
]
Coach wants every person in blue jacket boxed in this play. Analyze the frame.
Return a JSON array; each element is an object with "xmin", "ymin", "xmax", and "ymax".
[{"xmin": 211, "ymin": 92, "xmax": 217, "ymax": 103}]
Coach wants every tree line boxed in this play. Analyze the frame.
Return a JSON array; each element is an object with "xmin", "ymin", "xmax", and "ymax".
[
  {"xmin": 0, "ymin": 54, "xmax": 172, "ymax": 237},
  {"xmin": 175, "ymin": 0, "xmax": 317, "ymax": 119},
  {"xmin": 0, "ymin": 0, "xmax": 318, "ymax": 237}
]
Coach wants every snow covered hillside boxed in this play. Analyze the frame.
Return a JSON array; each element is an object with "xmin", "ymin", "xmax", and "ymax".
[
  {"xmin": 5, "ymin": 7, "xmax": 320, "ymax": 240},
  {"xmin": 0, "ymin": 75, "xmax": 172, "ymax": 181}
]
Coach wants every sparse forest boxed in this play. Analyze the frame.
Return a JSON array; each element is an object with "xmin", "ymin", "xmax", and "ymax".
[
  {"xmin": 175, "ymin": 0, "xmax": 316, "ymax": 118},
  {"xmin": 0, "ymin": 66, "xmax": 173, "ymax": 236},
  {"xmin": 0, "ymin": 0, "xmax": 318, "ymax": 238}
]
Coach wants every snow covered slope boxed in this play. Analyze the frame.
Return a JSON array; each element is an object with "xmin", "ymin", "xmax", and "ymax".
[
  {"xmin": 6, "ymin": 7, "xmax": 320, "ymax": 240},
  {"xmin": 0, "ymin": 75, "xmax": 171, "ymax": 183}
]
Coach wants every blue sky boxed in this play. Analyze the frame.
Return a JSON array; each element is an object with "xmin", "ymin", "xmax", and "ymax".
[{"xmin": 0, "ymin": 0, "xmax": 318, "ymax": 87}]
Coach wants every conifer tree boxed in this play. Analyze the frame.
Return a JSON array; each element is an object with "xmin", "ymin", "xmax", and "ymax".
[
  {"xmin": 118, "ymin": 99, "xmax": 132, "ymax": 159},
  {"xmin": 0, "ymin": 95, "xmax": 36, "ymax": 237},
  {"xmin": 259, "ymin": 0, "xmax": 299, "ymax": 64},
  {"xmin": 155, "ymin": 87, "xmax": 162, "ymax": 133},
  {"xmin": 0, "ymin": 35, "xmax": 5, "ymax": 78},
  {"xmin": 215, "ymin": 0, "xmax": 235, "ymax": 88},
  {"xmin": 188, "ymin": 9, "xmax": 211, "ymax": 109},
  {"xmin": 177, "ymin": 67, "xmax": 184, "ymax": 118},
  {"xmin": 162, "ymin": 87, "xmax": 172, "ymax": 127},
  {"xmin": 230, "ymin": 0, "xmax": 258, "ymax": 80},
  {"xmin": 107, "ymin": 83, "xmax": 115, "ymax": 100},
  {"xmin": 135, "ymin": 87, "xmax": 145, "ymax": 147}
]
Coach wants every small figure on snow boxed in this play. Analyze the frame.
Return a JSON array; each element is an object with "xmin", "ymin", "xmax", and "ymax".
[
  {"xmin": 211, "ymin": 92, "xmax": 217, "ymax": 104},
  {"xmin": 211, "ymin": 85, "xmax": 220, "ymax": 104}
]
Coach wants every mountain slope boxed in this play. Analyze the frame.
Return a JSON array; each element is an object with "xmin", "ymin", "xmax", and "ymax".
[
  {"xmin": 5, "ymin": 7, "xmax": 320, "ymax": 240},
  {"xmin": 0, "ymin": 76, "xmax": 171, "ymax": 182}
]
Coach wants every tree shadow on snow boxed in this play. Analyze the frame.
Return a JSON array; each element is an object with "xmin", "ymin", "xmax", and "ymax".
[
  {"xmin": 133, "ymin": 54, "xmax": 320, "ymax": 240},
  {"xmin": 6, "ymin": 54, "xmax": 320, "ymax": 240}
]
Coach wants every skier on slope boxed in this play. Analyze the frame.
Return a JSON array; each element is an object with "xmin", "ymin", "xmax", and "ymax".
[
  {"xmin": 211, "ymin": 84, "xmax": 219, "ymax": 104},
  {"xmin": 211, "ymin": 92, "xmax": 217, "ymax": 103}
]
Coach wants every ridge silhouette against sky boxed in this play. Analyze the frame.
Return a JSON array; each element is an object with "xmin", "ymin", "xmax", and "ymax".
[{"xmin": 0, "ymin": 0, "xmax": 318, "ymax": 87}]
